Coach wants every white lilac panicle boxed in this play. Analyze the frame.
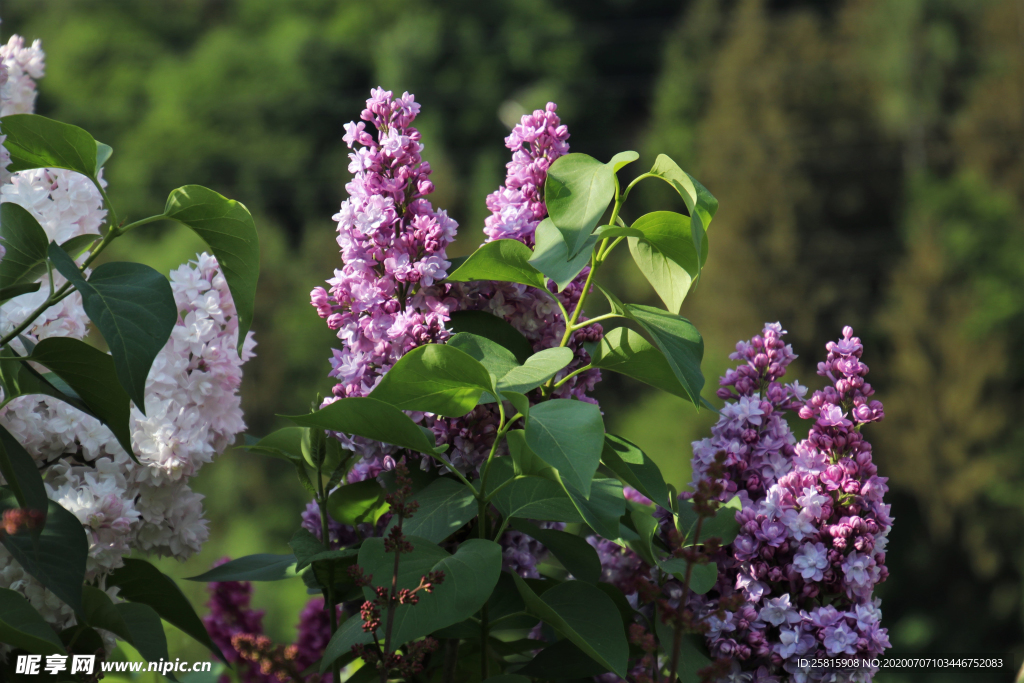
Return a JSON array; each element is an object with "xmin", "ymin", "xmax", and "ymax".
[{"xmin": 0, "ymin": 253, "xmax": 254, "ymax": 633}]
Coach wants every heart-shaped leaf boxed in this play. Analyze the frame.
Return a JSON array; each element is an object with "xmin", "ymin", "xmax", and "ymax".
[
  {"xmin": 0, "ymin": 203, "xmax": 49, "ymax": 289},
  {"xmin": 48, "ymin": 243, "xmax": 177, "ymax": 412},
  {"xmin": 163, "ymin": 185, "xmax": 260, "ymax": 354},
  {"xmin": 0, "ymin": 114, "xmax": 101, "ymax": 179},
  {"xmin": 528, "ymin": 218, "xmax": 597, "ymax": 292},
  {"xmin": 0, "ymin": 587, "xmax": 64, "ymax": 655},
  {"xmin": 282, "ymin": 397, "xmax": 442, "ymax": 455},
  {"xmin": 446, "ymin": 240, "xmax": 546, "ymax": 289},
  {"xmin": 545, "ymin": 154, "xmax": 616, "ymax": 257},
  {"xmin": 525, "ymin": 399, "xmax": 604, "ymax": 498},
  {"xmin": 512, "ymin": 576, "xmax": 628, "ymax": 677},
  {"xmin": 447, "ymin": 310, "xmax": 533, "ymax": 363},
  {"xmin": 370, "ymin": 343, "xmax": 495, "ymax": 417}
]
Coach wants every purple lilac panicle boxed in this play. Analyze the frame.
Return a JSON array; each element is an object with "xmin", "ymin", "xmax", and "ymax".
[
  {"xmin": 695, "ymin": 326, "xmax": 891, "ymax": 682},
  {"xmin": 203, "ymin": 558, "xmax": 339, "ymax": 682}
]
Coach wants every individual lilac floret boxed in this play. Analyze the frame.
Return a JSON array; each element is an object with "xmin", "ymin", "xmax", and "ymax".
[{"xmin": 693, "ymin": 326, "xmax": 891, "ymax": 682}]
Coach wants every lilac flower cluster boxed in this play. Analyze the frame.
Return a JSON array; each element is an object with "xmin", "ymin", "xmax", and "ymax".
[
  {"xmin": 309, "ymin": 88, "xmax": 458, "ymax": 475},
  {"xmin": 444, "ymin": 102, "xmax": 604, "ymax": 485},
  {"xmin": 693, "ymin": 326, "xmax": 891, "ymax": 682},
  {"xmin": 203, "ymin": 561, "xmax": 339, "ymax": 683}
]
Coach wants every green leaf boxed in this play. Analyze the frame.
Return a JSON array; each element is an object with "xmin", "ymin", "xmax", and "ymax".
[
  {"xmin": 107, "ymin": 558, "xmax": 226, "ymax": 662},
  {"xmin": 282, "ymin": 397, "xmax": 441, "ymax": 455},
  {"xmin": 508, "ymin": 519, "xmax": 601, "ymax": 583},
  {"xmin": 241, "ymin": 426, "xmax": 305, "ymax": 462},
  {"xmin": 528, "ymin": 218, "xmax": 597, "ymax": 292},
  {"xmin": 0, "ymin": 424, "xmax": 47, "ymax": 512},
  {"xmin": 498, "ymin": 347, "xmax": 574, "ymax": 396},
  {"xmin": 0, "ymin": 282, "xmax": 40, "ymax": 302},
  {"xmin": 82, "ymin": 586, "xmax": 133, "ymax": 642},
  {"xmin": 563, "ymin": 477, "xmax": 625, "ymax": 540},
  {"xmin": 114, "ymin": 603, "xmax": 174, "ymax": 674},
  {"xmin": 96, "ymin": 142, "xmax": 113, "ymax": 169},
  {"xmin": 320, "ymin": 616, "xmax": 373, "ymax": 674},
  {"xmin": 0, "ymin": 114, "xmax": 100, "ymax": 179},
  {"xmin": 629, "ymin": 238, "xmax": 693, "ymax": 314},
  {"xmin": 368, "ymin": 343, "xmax": 494, "ymax": 417},
  {"xmin": 506, "ymin": 431, "xmax": 548, "ymax": 476},
  {"xmin": 626, "ymin": 507, "xmax": 660, "ymax": 567},
  {"xmin": 491, "ymin": 479, "xmax": 583, "ymax": 525},
  {"xmin": 545, "ymin": 153, "xmax": 616, "ymax": 257},
  {"xmin": 288, "ymin": 527, "xmax": 327, "ymax": 570},
  {"xmin": 702, "ymin": 496, "xmax": 741, "ymax": 546},
  {"xmin": 588, "ymin": 326, "xmax": 692, "ymax": 402},
  {"xmin": 525, "ymin": 399, "xmax": 604, "ymax": 498},
  {"xmin": 607, "ymin": 150, "xmax": 640, "ymax": 173},
  {"xmin": 163, "ymin": 185, "xmax": 260, "ymax": 354},
  {"xmin": 446, "ymin": 239, "xmax": 546, "ymax": 289},
  {"xmin": 622, "ymin": 304, "xmax": 704, "ymax": 407},
  {"xmin": 447, "ymin": 310, "xmax": 533, "ymax": 363},
  {"xmin": 502, "ymin": 391, "xmax": 531, "ymax": 421},
  {"xmin": 658, "ymin": 558, "xmax": 718, "ymax": 595},
  {"xmin": 447, "ymin": 332, "xmax": 520, "ymax": 387},
  {"xmin": 386, "ymin": 476, "xmax": 477, "ymax": 543},
  {"xmin": 646, "ymin": 154, "xmax": 718, "ymax": 270},
  {"xmin": 27, "ymin": 337, "xmax": 135, "ymax": 457},
  {"xmin": 357, "ymin": 536, "xmax": 502, "ymax": 647},
  {"xmin": 47, "ymin": 243, "xmax": 177, "ymax": 412},
  {"xmin": 59, "ymin": 234, "xmax": 100, "ymax": 259},
  {"xmin": 0, "ymin": 491, "xmax": 88, "ymax": 615},
  {"xmin": 511, "ymin": 575, "xmax": 628, "ymax": 677},
  {"xmin": 327, "ymin": 479, "xmax": 386, "ymax": 526},
  {"xmin": 600, "ymin": 434, "xmax": 670, "ymax": 509},
  {"xmin": 0, "ymin": 587, "xmax": 64, "ymax": 655},
  {"xmin": 0, "ymin": 203, "xmax": 49, "ymax": 289},
  {"xmin": 516, "ymin": 638, "xmax": 612, "ymax": 678},
  {"xmin": 186, "ymin": 554, "xmax": 297, "ymax": 582},
  {"xmin": 627, "ymin": 211, "xmax": 703, "ymax": 313}
]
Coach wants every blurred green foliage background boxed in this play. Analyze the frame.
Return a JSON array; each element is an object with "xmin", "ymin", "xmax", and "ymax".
[{"xmin": 4, "ymin": 0, "xmax": 1024, "ymax": 680}]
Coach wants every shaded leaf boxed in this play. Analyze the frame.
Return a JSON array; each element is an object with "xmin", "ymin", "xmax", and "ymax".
[
  {"xmin": 588, "ymin": 326, "xmax": 692, "ymax": 402},
  {"xmin": 0, "ymin": 587, "xmax": 64, "ymax": 654},
  {"xmin": 282, "ymin": 397, "xmax": 441, "ymax": 455},
  {"xmin": 508, "ymin": 519, "xmax": 601, "ymax": 583},
  {"xmin": 447, "ymin": 310, "xmax": 533, "ymax": 363},
  {"xmin": 0, "ymin": 491, "xmax": 88, "ymax": 615},
  {"xmin": 528, "ymin": 218, "xmax": 597, "ymax": 292},
  {"xmin": 48, "ymin": 243, "xmax": 177, "ymax": 412},
  {"xmin": 512, "ymin": 575, "xmax": 628, "ymax": 677},
  {"xmin": 27, "ymin": 337, "xmax": 134, "ymax": 457},
  {"xmin": 525, "ymin": 399, "xmax": 604, "ymax": 498},
  {"xmin": 108, "ymin": 558, "xmax": 225, "ymax": 661},
  {"xmin": 601, "ymin": 433, "xmax": 670, "ymax": 508},
  {"xmin": 0, "ymin": 423, "xmax": 47, "ymax": 512},
  {"xmin": 386, "ymin": 476, "xmax": 477, "ymax": 543},
  {"xmin": 187, "ymin": 554, "xmax": 297, "ymax": 582},
  {"xmin": 0, "ymin": 203, "xmax": 49, "ymax": 288}
]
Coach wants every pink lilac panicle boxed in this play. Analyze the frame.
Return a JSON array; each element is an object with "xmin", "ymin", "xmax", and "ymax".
[{"xmin": 309, "ymin": 88, "xmax": 457, "ymax": 461}]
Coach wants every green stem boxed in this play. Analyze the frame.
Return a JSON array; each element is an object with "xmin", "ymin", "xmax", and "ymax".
[
  {"xmin": 118, "ymin": 213, "xmax": 165, "ymax": 235},
  {"xmin": 552, "ymin": 364, "xmax": 592, "ymax": 389},
  {"xmin": 430, "ymin": 453, "xmax": 479, "ymax": 497},
  {"xmin": 483, "ymin": 474, "xmax": 521, "ymax": 505},
  {"xmin": 668, "ymin": 516, "xmax": 704, "ymax": 683},
  {"xmin": 571, "ymin": 312, "xmax": 620, "ymax": 331},
  {"xmin": 315, "ymin": 463, "xmax": 341, "ymax": 682},
  {"xmin": 477, "ymin": 401, "xmax": 506, "ymax": 499}
]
